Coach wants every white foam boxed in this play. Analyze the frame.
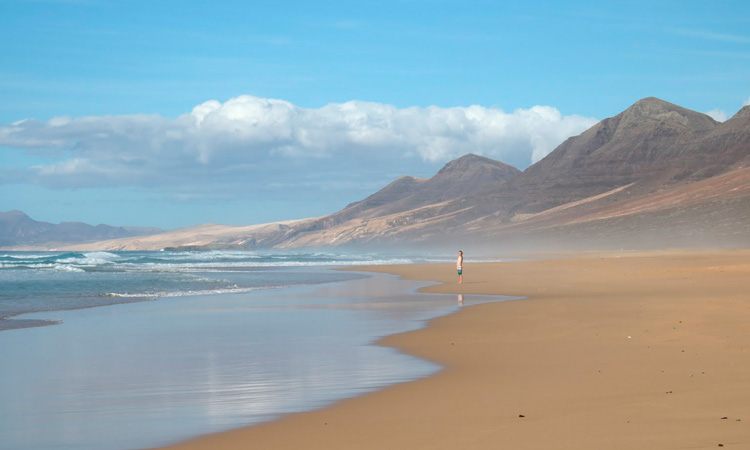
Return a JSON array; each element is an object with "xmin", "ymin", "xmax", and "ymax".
[
  {"xmin": 83, "ymin": 251, "xmax": 120, "ymax": 260},
  {"xmin": 52, "ymin": 264, "xmax": 85, "ymax": 273},
  {"xmin": 2, "ymin": 250, "xmax": 450, "ymax": 274},
  {"xmin": 1, "ymin": 253, "xmax": 55, "ymax": 260},
  {"xmin": 103, "ymin": 285, "xmax": 284, "ymax": 299},
  {"xmin": 126, "ymin": 258, "xmax": 417, "ymax": 272},
  {"xmin": 58, "ymin": 251, "xmax": 120, "ymax": 267}
]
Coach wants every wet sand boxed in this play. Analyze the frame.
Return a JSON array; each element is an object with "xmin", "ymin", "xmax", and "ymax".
[{"xmin": 156, "ymin": 249, "xmax": 750, "ymax": 449}]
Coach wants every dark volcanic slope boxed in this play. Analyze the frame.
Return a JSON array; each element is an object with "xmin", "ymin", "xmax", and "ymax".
[
  {"xmin": 458, "ymin": 98, "xmax": 750, "ymax": 220},
  {"xmin": 697, "ymin": 105, "xmax": 750, "ymax": 170},
  {"xmin": 505, "ymin": 97, "xmax": 722, "ymax": 213},
  {"xmin": 464, "ymin": 166, "xmax": 750, "ymax": 250},
  {"xmin": 264, "ymin": 154, "xmax": 521, "ymax": 247},
  {"xmin": 305, "ymin": 153, "xmax": 520, "ymax": 225}
]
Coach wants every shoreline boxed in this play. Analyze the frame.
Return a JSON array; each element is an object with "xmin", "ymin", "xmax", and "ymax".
[
  {"xmin": 2, "ymin": 266, "xmax": 503, "ymax": 450},
  {"xmin": 155, "ymin": 248, "xmax": 750, "ymax": 450}
]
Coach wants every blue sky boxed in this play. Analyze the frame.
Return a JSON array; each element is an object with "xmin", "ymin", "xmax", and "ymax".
[{"xmin": 1, "ymin": 0, "xmax": 749, "ymax": 229}]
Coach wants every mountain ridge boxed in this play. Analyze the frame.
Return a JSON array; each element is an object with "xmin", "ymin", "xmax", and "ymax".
[
  {"xmin": 4, "ymin": 97, "xmax": 748, "ymax": 251},
  {"xmin": 273, "ymin": 96, "xmax": 749, "ymax": 249},
  {"xmin": 0, "ymin": 210, "xmax": 162, "ymax": 247}
]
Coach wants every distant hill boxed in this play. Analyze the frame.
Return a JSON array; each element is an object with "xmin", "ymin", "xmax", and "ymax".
[
  {"xmin": 36, "ymin": 219, "xmax": 313, "ymax": 252},
  {"xmin": 0, "ymin": 210, "xmax": 162, "ymax": 248},
  {"xmin": 14, "ymin": 97, "xmax": 750, "ymax": 252},
  {"xmin": 351, "ymin": 153, "xmax": 521, "ymax": 216},
  {"xmin": 286, "ymin": 154, "xmax": 520, "ymax": 231}
]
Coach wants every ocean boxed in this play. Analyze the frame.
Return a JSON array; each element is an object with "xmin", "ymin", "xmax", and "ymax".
[
  {"xmin": 0, "ymin": 250, "xmax": 422, "ymax": 331},
  {"xmin": 0, "ymin": 250, "xmax": 509, "ymax": 450}
]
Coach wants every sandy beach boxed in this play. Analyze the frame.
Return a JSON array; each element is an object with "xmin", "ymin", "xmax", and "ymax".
[{"xmin": 156, "ymin": 249, "xmax": 750, "ymax": 450}]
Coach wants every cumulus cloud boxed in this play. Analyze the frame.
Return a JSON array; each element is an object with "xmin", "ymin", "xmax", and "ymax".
[
  {"xmin": 706, "ymin": 108, "xmax": 729, "ymax": 122},
  {"xmin": 0, "ymin": 95, "xmax": 598, "ymax": 193}
]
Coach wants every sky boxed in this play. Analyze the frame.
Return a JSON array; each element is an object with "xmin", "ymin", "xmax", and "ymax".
[{"xmin": 1, "ymin": 0, "xmax": 749, "ymax": 229}]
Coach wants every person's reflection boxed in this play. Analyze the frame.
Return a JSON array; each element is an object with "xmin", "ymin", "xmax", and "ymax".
[{"xmin": 457, "ymin": 294, "xmax": 464, "ymax": 306}]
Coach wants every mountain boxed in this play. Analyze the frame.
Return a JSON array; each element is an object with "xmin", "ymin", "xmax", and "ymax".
[
  {"xmin": 27, "ymin": 155, "xmax": 520, "ymax": 251},
  {"xmin": 289, "ymin": 154, "xmax": 520, "ymax": 229},
  {"xmin": 348, "ymin": 153, "xmax": 521, "ymax": 216},
  {"xmin": 463, "ymin": 165, "xmax": 750, "ymax": 250},
  {"xmin": 453, "ymin": 97, "xmax": 745, "ymax": 220},
  {"xmin": 15, "ymin": 97, "xmax": 750, "ymax": 252},
  {"xmin": 39, "ymin": 219, "xmax": 313, "ymax": 252},
  {"xmin": 271, "ymin": 97, "xmax": 749, "ymax": 249},
  {"xmin": 506, "ymin": 97, "xmax": 720, "ymax": 212},
  {"xmin": 0, "ymin": 210, "xmax": 162, "ymax": 248},
  {"xmin": 695, "ymin": 105, "xmax": 750, "ymax": 170},
  {"xmin": 266, "ymin": 154, "xmax": 519, "ymax": 247}
]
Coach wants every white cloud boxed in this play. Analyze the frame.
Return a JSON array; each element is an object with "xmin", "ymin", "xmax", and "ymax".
[
  {"xmin": 744, "ymin": 96, "xmax": 750, "ymax": 107},
  {"xmin": 706, "ymin": 108, "xmax": 729, "ymax": 122},
  {"xmin": 0, "ymin": 95, "xmax": 598, "ymax": 193}
]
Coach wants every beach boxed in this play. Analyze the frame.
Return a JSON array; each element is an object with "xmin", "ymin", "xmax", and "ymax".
[
  {"xmin": 157, "ymin": 249, "xmax": 750, "ymax": 450},
  {"xmin": 0, "ymin": 251, "xmax": 509, "ymax": 450}
]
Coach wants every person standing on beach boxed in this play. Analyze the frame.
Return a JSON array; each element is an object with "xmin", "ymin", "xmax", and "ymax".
[{"xmin": 457, "ymin": 250, "xmax": 463, "ymax": 284}]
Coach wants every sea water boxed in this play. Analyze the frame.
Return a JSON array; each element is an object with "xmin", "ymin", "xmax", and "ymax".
[
  {"xmin": 0, "ymin": 251, "xmax": 423, "ymax": 331},
  {"xmin": 0, "ymin": 250, "xmax": 509, "ymax": 450}
]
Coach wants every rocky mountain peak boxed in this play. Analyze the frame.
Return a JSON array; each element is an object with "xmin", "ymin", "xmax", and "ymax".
[
  {"xmin": 730, "ymin": 105, "xmax": 750, "ymax": 120},
  {"xmin": 0, "ymin": 210, "xmax": 29, "ymax": 219},
  {"xmin": 433, "ymin": 153, "xmax": 520, "ymax": 181},
  {"xmin": 0, "ymin": 210, "xmax": 163, "ymax": 248},
  {"xmin": 0, "ymin": 210, "xmax": 36, "ymax": 228},
  {"xmin": 307, "ymin": 153, "xmax": 521, "ymax": 229},
  {"xmin": 616, "ymin": 97, "xmax": 717, "ymax": 133}
]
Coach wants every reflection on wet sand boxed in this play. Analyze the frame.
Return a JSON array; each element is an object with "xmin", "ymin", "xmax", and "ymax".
[{"xmin": 0, "ymin": 272, "xmax": 510, "ymax": 450}]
